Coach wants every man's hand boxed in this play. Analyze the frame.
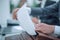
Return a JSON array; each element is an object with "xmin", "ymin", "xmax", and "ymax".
[
  {"xmin": 12, "ymin": 8, "xmax": 19, "ymax": 20},
  {"xmin": 32, "ymin": 17, "xmax": 39, "ymax": 24},
  {"xmin": 35, "ymin": 23, "xmax": 55, "ymax": 34}
]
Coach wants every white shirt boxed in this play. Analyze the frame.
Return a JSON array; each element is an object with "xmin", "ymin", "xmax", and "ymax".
[{"xmin": 54, "ymin": 26, "xmax": 60, "ymax": 36}]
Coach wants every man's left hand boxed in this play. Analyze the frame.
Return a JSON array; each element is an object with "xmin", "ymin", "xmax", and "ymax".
[{"xmin": 35, "ymin": 23, "xmax": 55, "ymax": 34}]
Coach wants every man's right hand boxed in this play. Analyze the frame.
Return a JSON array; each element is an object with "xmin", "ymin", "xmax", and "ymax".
[{"xmin": 12, "ymin": 8, "xmax": 19, "ymax": 20}]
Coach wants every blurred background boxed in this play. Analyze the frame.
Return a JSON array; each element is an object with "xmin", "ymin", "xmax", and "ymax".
[{"xmin": 10, "ymin": 0, "xmax": 59, "ymax": 13}]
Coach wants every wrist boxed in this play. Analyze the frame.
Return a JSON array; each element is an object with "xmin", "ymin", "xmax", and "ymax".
[{"xmin": 50, "ymin": 25, "xmax": 55, "ymax": 33}]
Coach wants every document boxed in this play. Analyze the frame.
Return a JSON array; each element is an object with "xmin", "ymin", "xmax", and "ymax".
[{"xmin": 17, "ymin": 3, "xmax": 36, "ymax": 35}]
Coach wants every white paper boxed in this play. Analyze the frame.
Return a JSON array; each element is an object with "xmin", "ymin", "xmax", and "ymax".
[{"xmin": 17, "ymin": 3, "xmax": 36, "ymax": 35}]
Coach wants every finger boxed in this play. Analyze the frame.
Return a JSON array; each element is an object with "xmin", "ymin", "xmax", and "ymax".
[
  {"xmin": 35, "ymin": 24, "xmax": 41, "ymax": 28},
  {"xmin": 35, "ymin": 26, "xmax": 40, "ymax": 30},
  {"xmin": 35, "ymin": 23, "xmax": 44, "ymax": 28},
  {"xmin": 36, "ymin": 30, "xmax": 45, "ymax": 34},
  {"xmin": 35, "ymin": 28, "xmax": 42, "ymax": 32}
]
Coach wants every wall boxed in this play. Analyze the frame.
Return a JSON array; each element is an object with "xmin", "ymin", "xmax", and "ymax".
[{"xmin": 0, "ymin": 0, "xmax": 10, "ymax": 27}]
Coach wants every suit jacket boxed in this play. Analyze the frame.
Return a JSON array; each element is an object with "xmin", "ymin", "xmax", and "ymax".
[{"xmin": 31, "ymin": 1, "xmax": 60, "ymax": 26}]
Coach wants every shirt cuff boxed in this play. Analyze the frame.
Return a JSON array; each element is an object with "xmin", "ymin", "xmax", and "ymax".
[
  {"xmin": 54, "ymin": 26, "xmax": 60, "ymax": 36},
  {"xmin": 26, "ymin": 7, "xmax": 31, "ymax": 14}
]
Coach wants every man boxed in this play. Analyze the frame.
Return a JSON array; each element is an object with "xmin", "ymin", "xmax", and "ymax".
[
  {"xmin": 31, "ymin": 1, "xmax": 60, "ymax": 37},
  {"xmin": 25, "ymin": 1, "xmax": 60, "ymax": 37},
  {"xmin": 12, "ymin": 1, "xmax": 60, "ymax": 39}
]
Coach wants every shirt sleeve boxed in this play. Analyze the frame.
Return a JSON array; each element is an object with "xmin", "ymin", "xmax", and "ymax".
[{"xmin": 54, "ymin": 26, "xmax": 60, "ymax": 36}]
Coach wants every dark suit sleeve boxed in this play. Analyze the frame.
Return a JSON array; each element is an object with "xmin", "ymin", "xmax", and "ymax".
[{"xmin": 30, "ymin": 2, "xmax": 58, "ymax": 16}]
